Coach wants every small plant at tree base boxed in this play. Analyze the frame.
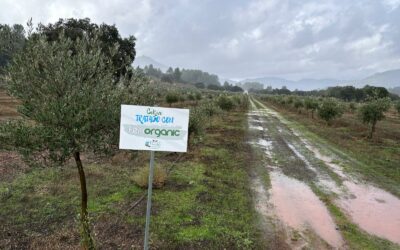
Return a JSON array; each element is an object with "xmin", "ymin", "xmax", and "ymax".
[
  {"xmin": 132, "ymin": 165, "xmax": 167, "ymax": 188},
  {"xmin": 304, "ymin": 98, "xmax": 319, "ymax": 118},
  {"xmin": 165, "ymin": 92, "xmax": 179, "ymax": 107},
  {"xmin": 358, "ymin": 98, "xmax": 391, "ymax": 139},
  {"xmin": 317, "ymin": 99, "xmax": 343, "ymax": 125}
]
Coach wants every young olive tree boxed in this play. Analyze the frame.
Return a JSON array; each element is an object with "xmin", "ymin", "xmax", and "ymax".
[
  {"xmin": 293, "ymin": 99, "xmax": 304, "ymax": 113},
  {"xmin": 304, "ymin": 98, "xmax": 318, "ymax": 118},
  {"xmin": 165, "ymin": 92, "xmax": 179, "ymax": 107},
  {"xmin": 4, "ymin": 32, "xmax": 127, "ymax": 249},
  {"xmin": 358, "ymin": 98, "xmax": 390, "ymax": 139},
  {"xmin": 317, "ymin": 99, "xmax": 343, "ymax": 125}
]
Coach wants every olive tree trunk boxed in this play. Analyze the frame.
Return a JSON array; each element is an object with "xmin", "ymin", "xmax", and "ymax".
[
  {"xmin": 369, "ymin": 121, "xmax": 376, "ymax": 139},
  {"xmin": 73, "ymin": 151, "xmax": 94, "ymax": 250}
]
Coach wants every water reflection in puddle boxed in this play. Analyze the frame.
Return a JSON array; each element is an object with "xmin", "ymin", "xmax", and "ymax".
[
  {"xmin": 339, "ymin": 181, "xmax": 400, "ymax": 244},
  {"xmin": 270, "ymin": 172, "xmax": 344, "ymax": 248}
]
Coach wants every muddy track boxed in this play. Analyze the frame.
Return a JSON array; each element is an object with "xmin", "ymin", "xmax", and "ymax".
[{"xmin": 248, "ymin": 96, "xmax": 400, "ymax": 249}]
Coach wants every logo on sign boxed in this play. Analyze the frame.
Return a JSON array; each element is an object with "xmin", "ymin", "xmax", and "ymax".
[{"xmin": 145, "ymin": 139, "xmax": 161, "ymax": 149}]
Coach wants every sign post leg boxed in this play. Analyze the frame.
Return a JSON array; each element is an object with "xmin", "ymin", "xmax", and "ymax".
[{"xmin": 144, "ymin": 150, "xmax": 155, "ymax": 250}]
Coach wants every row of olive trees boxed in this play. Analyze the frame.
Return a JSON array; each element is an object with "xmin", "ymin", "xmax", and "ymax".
[
  {"xmin": 165, "ymin": 90, "xmax": 202, "ymax": 106},
  {"xmin": 262, "ymin": 94, "xmax": 396, "ymax": 139},
  {"xmin": 0, "ymin": 28, "xmax": 154, "ymax": 249},
  {"xmin": 188, "ymin": 93, "xmax": 248, "ymax": 140}
]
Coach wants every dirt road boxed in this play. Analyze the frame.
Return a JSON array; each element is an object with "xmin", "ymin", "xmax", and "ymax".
[{"xmin": 248, "ymin": 97, "xmax": 400, "ymax": 249}]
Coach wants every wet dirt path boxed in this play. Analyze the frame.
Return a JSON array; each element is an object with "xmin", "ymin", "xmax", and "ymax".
[{"xmin": 248, "ymin": 97, "xmax": 400, "ymax": 249}]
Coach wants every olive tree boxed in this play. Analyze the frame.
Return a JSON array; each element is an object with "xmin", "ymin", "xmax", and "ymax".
[
  {"xmin": 165, "ymin": 92, "xmax": 179, "ymax": 107},
  {"xmin": 3, "ymin": 32, "xmax": 131, "ymax": 249},
  {"xmin": 317, "ymin": 99, "xmax": 343, "ymax": 125},
  {"xmin": 358, "ymin": 98, "xmax": 390, "ymax": 138},
  {"xmin": 293, "ymin": 99, "xmax": 304, "ymax": 113},
  {"xmin": 304, "ymin": 98, "xmax": 318, "ymax": 118}
]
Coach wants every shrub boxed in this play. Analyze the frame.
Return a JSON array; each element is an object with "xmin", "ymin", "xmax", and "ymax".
[
  {"xmin": 293, "ymin": 99, "xmax": 304, "ymax": 112},
  {"xmin": 201, "ymin": 101, "xmax": 221, "ymax": 126},
  {"xmin": 165, "ymin": 92, "xmax": 179, "ymax": 106},
  {"xmin": 187, "ymin": 93, "xmax": 195, "ymax": 101},
  {"xmin": 358, "ymin": 98, "xmax": 391, "ymax": 138},
  {"xmin": 304, "ymin": 98, "xmax": 319, "ymax": 118},
  {"xmin": 195, "ymin": 92, "xmax": 202, "ymax": 101},
  {"xmin": 132, "ymin": 165, "xmax": 167, "ymax": 188},
  {"xmin": 348, "ymin": 102, "xmax": 357, "ymax": 113},
  {"xmin": 395, "ymin": 101, "xmax": 400, "ymax": 115},
  {"xmin": 317, "ymin": 99, "xmax": 343, "ymax": 125},
  {"xmin": 188, "ymin": 106, "xmax": 206, "ymax": 141},
  {"xmin": 217, "ymin": 95, "xmax": 234, "ymax": 111}
]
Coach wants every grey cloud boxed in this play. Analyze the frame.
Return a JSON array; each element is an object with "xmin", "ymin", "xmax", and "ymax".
[{"xmin": 1, "ymin": 0, "xmax": 400, "ymax": 80}]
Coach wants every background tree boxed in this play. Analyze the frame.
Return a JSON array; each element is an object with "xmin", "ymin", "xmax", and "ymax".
[
  {"xmin": 36, "ymin": 18, "xmax": 136, "ymax": 79},
  {"xmin": 194, "ymin": 82, "xmax": 205, "ymax": 89},
  {"xmin": 304, "ymin": 98, "xmax": 319, "ymax": 118},
  {"xmin": 2, "ymin": 30, "xmax": 139, "ymax": 249},
  {"xmin": 166, "ymin": 67, "xmax": 173, "ymax": 75},
  {"xmin": 362, "ymin": 85, "xmax": 389, "ymax": 100},
  {"xmin": 0, "ymin": 24, "xmax": 25, "ymax": 76},
  {"xmin": 173, "ymin": 67, "xmax": 181, "ymax": 82},
  {"xmin": 161, "ymin": 73, "xmax": 174, "ymax": 83},
  {"xmin": 358, "ymin": 98, "xmax": 391, "ymax": 138},
  {"xmin": 317, "ymin": 99, "xmax": 343, "ymax": 125},
  {"xmin": 181, "ymin": 68, "xmax": 220, "ymax": 86}
]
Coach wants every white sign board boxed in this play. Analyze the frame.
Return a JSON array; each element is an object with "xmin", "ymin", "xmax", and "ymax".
[{"xmin": 119, "ymin": 105, "xmax": 190, "ymax": 152}]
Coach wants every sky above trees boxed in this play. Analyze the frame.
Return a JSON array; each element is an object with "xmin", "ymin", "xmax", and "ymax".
[{"xmin": 1, "ymin": 0, "xmax": 400, "ymax": 80}]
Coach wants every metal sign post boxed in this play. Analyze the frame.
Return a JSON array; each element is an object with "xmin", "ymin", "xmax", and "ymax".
[{"xmin": 144, "ymin": 151, "xmax": 155, "ymax": 250}]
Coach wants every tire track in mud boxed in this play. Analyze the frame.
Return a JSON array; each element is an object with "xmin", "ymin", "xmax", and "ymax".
[{"xmin": 248, "ymin": 97, "xmax": 400, "ymax": 249}]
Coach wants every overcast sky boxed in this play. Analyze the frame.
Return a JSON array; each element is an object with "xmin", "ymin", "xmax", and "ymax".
[{"xmin": 1, "ymin": 0, "xmax": 400, "ymax": 80}]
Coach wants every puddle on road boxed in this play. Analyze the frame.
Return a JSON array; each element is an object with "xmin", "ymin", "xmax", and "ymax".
[
  {"xmin": 301, "ymin": 138, "xmax": 400, "ymax": 244},
  {"xmin": 286, "ymin": 141, "xmax": 318, "ymax": 173},
  {"xmin": 270, "ymin": 171, "xmax": 344, "ymax": 248},
  {"xmin": 249, "ymin": 125, "xmax": 264, "ymax": 131},
  {"xmin": 300, "ymin": 139, "xmax": 346, "ymax": 178},
  {"xmin": 339, "ymin": 181, "xmax": 400, "ymax": 244}
]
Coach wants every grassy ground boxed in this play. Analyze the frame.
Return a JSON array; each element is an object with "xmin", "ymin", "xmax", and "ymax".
[
  {"xmin": 0, "ymin": 90, "xmax": 19, "ymax": 121},
  {"xmin": 0, "ymin": 105, "xmax": 264, "ymax": 249},
  {"xmin": 256, "ymin": 96, "xmax": 400, "ymax": 197}
]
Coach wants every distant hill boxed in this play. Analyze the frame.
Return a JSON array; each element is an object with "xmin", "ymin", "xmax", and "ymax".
[
  {"xmin": 133, "ymin": 56, "xmax": 168, "ymax": 71},
  {"xmin": 241, "ymin": 69, "xmax": 400, "ymax": 91},
  {"xmin": 132, "ymin": 55, "xmax": 400, "ymax": 91},
  {"xmin": 389, "ymin": 86, "xmax": 400, "ymax": 96},
  {"xmin": 351, "ymin": 69, "xmax": 400, "ymax": 89}
]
